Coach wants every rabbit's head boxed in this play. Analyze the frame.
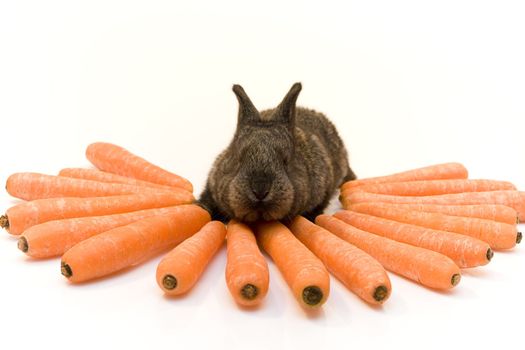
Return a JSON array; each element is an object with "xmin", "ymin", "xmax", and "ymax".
[{"xmin": 215, "ymin": 83, "xmax": 303, "ymax": 222}]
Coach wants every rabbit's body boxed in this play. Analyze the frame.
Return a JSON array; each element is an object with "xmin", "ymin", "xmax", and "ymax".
[{"xmin": 199, "ymin": 83, "xmax": 356, "ymax": 223}]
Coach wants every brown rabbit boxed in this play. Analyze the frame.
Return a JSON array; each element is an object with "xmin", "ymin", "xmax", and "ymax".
[{"xmin": 198, "ymin": 82, "xmax": 356, "ymax": 223}]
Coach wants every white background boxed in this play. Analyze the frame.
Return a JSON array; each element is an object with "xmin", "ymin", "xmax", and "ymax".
[{"xmin": 1, "ymin": 1, "xmax": 524, "ymax": 349}]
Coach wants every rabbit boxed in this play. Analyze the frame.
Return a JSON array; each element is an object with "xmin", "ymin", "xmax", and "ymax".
[{"xmin": 198, "ymin": 82, "xmax": 356, "ymax": 223}]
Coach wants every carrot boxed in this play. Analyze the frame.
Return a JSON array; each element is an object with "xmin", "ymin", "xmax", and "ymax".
[
  {"xmin": 156, "ymin": 221, "xmax": 226, "ymax": 296},
  {"xmin": 61, "ymin": 205, "xmax": 210, "ymax": 283},
  {"xmin": 345, "ymin": 202, "xmax": 518, "ymax": 225},
  {"xmin": 288, "ymin": 216, "xmax": 391, "ymax": 305},
  {"xmin": 334, "ymin": 210, "xmax": 492, "ymax": 268},
  {"xmin": 316, "ymin": 215, "xmax": 461, "ymax": 290},
  {"xmin": 5, "ymin": 172, "xmax": 179, "ymax": 201},
  {"xmin": 86, "ymin": 142, "xmax": 193, "ymax": 192},
  {"xmin": 344, "ymin": 179, "xmax": 516, "ymax": 196},
  {"xmin": 59, "ymin": 168, "xmax": 177, "ymax": 192},
  {"xmin": 341, "ymin": 162, "xmax": 468, "ymax": 192},
  {"xmin": 19, "ymin": 206, "xmax": 192, "ymax": 258},
  {"xmin": 1, "ymin": 192, "xmax": 193, "ymax": 235},
  {"xmin": 349, "ymin": 202, "xmax": 520, "ymax": 250},
  {"xmin": 254, "ymin": 221, "xmax": 330, "ymax": 309},
  {"xmin": 341, "ymin": 190, "xmax": 525, "ymax": 222},
  {"xmin": 225, "ymin": 220, "xmax": 270, "ymax": 307}
]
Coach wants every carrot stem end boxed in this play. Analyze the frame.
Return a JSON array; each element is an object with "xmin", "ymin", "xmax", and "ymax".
[
  {"xmin": 240, "ymin": 284, "xmax": 259, "ymax": 300},
  {"xmin": 373, "ymin": 285, "xmax": 389, "ymax": 303},
  {"xmin": 61, "ymin": 262, "xmax": 72, "ymax": 279},
  {"xmin": 0, "ymin": 215, "xmax": 9, "ymax": 230},
  {"xmin": 18, "ymin": 237, "xmax": 28, "ymax": 253},
  {"xmin": 486, "ymin": 248, "xmax": 494, "ymax": 261},
  {"xmin": 162, "ymin": 275, "xmax": 178, "ymax": 290},
  {"xmin": 302, "ymin": 286, "xmax": 323, "ymax": 306},
  {"xmin": 517, "ymin": 232, "xmax": 522, "ymax": 244},
  {"xmin": 451, "ymin": 273, "xmax": 461, "ymax": 287}
]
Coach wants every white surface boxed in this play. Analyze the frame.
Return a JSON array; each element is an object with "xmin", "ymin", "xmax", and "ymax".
[{"xmin": 1, "ymin": 1, "xmax": 525, "ymax": 349}]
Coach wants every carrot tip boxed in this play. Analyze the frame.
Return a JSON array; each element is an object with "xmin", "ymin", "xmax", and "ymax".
[
  {"xmin": 17, "ymin": 237, "xmax": 28, "ymax": 253},
  {"xmin": 373, "ymin": 285, "xmax": 389, "ymax": 303},
  {"xmin": 240, "ymin": 284, "xmax": 259, "ymax": 300},
  {"xmin": 486, "ymin": 248, "xmax": 494, "ymax": 261},
  {"xmin": 0, "ymin": 215, "xmax": 8, "ymax": 230},
  {"xmin": 162, "ymin": 275, "xmax": 178, "ymax": 290},
  {"xmin": 61, "ymin": 261, "xmax": 72, "ymax": 279},
  {"xmin": 517, "ymin": 216, "xmax": 520, "ymax": 225},
  {"xmin": 517, "ymin": 232, "xmax": 522, "ymax": 244},
  {"xmin": 302, "ymin": 286, "xmax": 324, "ymax": 306},
  {"xmin": 451, "ymin": 274, "xmax": 461, "ymax": 287}
]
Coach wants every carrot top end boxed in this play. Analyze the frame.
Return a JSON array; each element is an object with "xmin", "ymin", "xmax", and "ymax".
[
  {"xmin": 0, "ymin": 215, "xmax": 8, "ymax": 230},
  {"xmin": 162, "ymin": 275, "xmax": 178, "ymax": 290},
  {"xmin": 486, "ymin": 248, "xmax": 494, "ymax": 261},
  {"xmin": 61, "ymin": 262, "xmax": 72, "ymax": 279},
  {"xmin": 18, "ymin": 237, "xmax": 28, "ymax": 253},
  {"xmin": 373, "ymin": 285, "xmax": 389, "ymax": 303},
  {"xmin": 517, "ymin": 232, "xmax": 522, "ymax": 244},
  {"xmin": 240, "ymin": 284, "xmax": 259, "ymax": 300},
  {"xmin": 451, "ymin": 274, "xmax": 461, "ymax": 287},
  {"xmin": 302, "ymin": 286, "xmax": 324, "ymax": 306}
]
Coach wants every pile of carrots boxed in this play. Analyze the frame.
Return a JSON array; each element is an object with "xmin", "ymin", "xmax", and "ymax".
[{"xmin": 2, "ymin": 144, "xmax": 523, "ymax": 312}]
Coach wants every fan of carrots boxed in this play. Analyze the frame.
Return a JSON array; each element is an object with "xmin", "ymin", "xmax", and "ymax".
[{"xmin": 1, "ymin": 142, "xmax": 523, "ymax": 311}]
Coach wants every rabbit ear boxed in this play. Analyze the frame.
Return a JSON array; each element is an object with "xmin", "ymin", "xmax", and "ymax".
[
  {"xmin": 274, "ymin": 82, "xmax": 302, "ymax": 126},
  {"xmin": 232, "ymin": 84, "xmax": 260, "ymax": 125}
]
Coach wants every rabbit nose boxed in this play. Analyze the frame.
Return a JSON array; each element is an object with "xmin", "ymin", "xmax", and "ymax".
[
  {"xmin": 251, "ymin": 180, "xmax": 271, "ymax": 200},
  {"xmin": 252, "ymin": 188, "xmax": 270, "ymax": 200}
]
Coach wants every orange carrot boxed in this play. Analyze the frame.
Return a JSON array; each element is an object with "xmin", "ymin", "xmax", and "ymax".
[
  {"xmin": 349, "ymin": 202, "xmax": 520, "ymax": 250},
  {"xmin": 156, "ymin": 221, "xmax": 226, "ymax": 296},
  {"xmin": 5, "ymin": 172, "xmax": 178, "ymax": 201},
  {"xmin": 1, "ymin": 192, "xmax": 194, "ymax": 235},
  {"xmin": 315, "ymin": 214, "xmax": 461, "ymax": 289},
  {"xmin": 334, "ymin": 210, "xmax": 492, "ymax": 267},
  {"xmin": 225, "ymin": 220, "xmax": 270, "ymax": 307},
  {"xmin": 255, "ymin": 221, "xmax": 330, "ymax": 308},
  {"xmin": 316, "ymin": 215, "xmax": 461, "ymax": 290},
  {"xmin": 61, "ymin": 205, "xmax": 210, "ymax": 283},
  {"xmin": 341, "ymin": 162, "xmax": 468, "ymax": 192},
  {"xmin": 341, "ymin": 190, "xmax": 525, "ymax": 222},
  {"xmin": 345, "ymin": 179, "xmax": 516, "ymax": 196},
  {"xmin": 345, "ymin": 202, "xmax": 517, "ymax": 225},
  {"xmin": 19, "ymin": 206, "xmax": 192, "ymax": 258},
  {"xmin": 288, "ymin": 216, "xmax": 391, "ymax": 305},
  {"xmin": 59, "ymin": 168, "xmax": 177, "ymax": 192},
  {"xmin": 86, "ymin": 142, "xmax": 193, "ymax": 192}
]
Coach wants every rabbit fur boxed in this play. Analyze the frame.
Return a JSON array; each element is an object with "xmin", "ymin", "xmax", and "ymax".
[{"xmin": 198, "ymin": 82, "xmax": 356, "ymax": 223}]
